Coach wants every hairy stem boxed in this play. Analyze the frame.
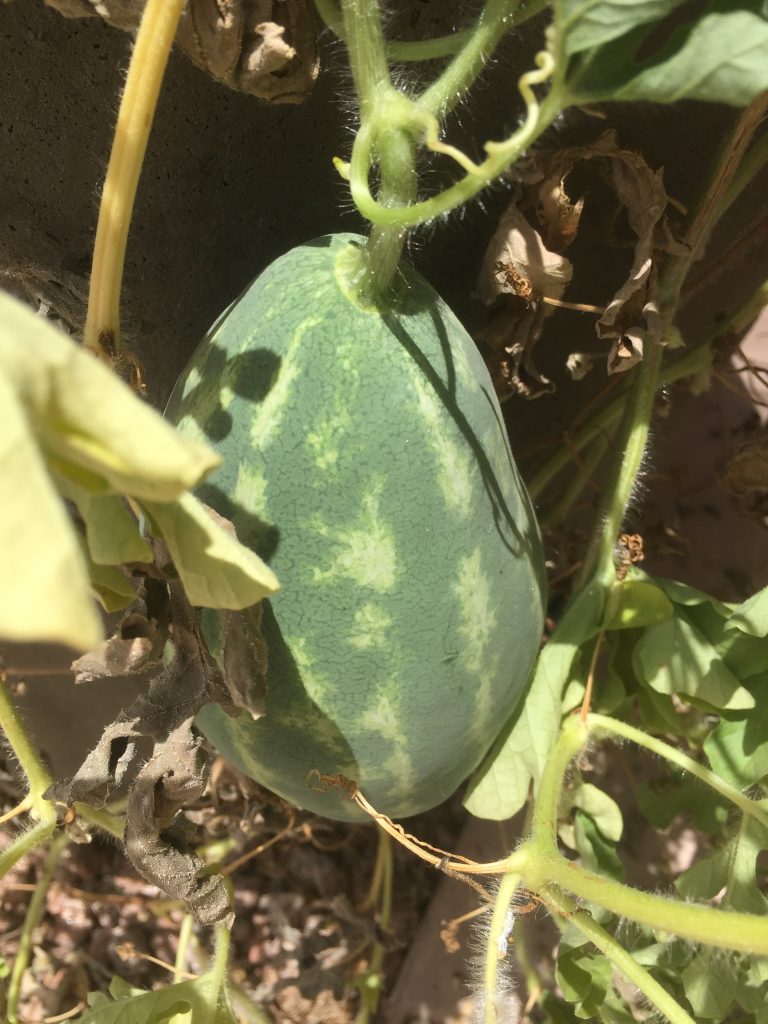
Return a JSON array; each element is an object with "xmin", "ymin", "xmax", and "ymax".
[
  {"xmin": 528, "ymin": 277, "xmax": 768, "ymax": 501},
  {"xmin": 419, "ymin": 0, "xmax": 521, "ymax": 116},
  {"xmin": 482, "ymin": 871, "xmax": 523, "ymax": 1024},
  {"xmin": 587, "ymin": 714, "xmax": 768, "ymax": 831},
  {"xmin": 546, "ymin": 889, "xmax": 696, "ymax": 1024},
  {"xmin": 6, "ymin": 831, "xmax": 68, "ymax": 1024},
  {"xmin": 84, "ymin": 0, "xmax": 185, "ymax": 359},
  {"xmin": 0, "ymin": 672, "xmax": 55, "ymax": 821},
  {"xmin": 339, "ymin": 0, "xmax": 417, "ymax": 302},
  {"xmin": 576, "ymin": 340, "xmax": 663, "ymax": 589},
  {"xmin": 349, "ymin": 56, "xmax": 560, "ymax": 228}
]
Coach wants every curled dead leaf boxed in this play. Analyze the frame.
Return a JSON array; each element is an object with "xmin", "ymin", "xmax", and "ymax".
[{"xmin": 46, "ymin": 0, "xmax": 319, "ymax": 103}]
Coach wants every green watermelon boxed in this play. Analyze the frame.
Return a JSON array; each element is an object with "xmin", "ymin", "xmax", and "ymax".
[{"xmin": 166, "ymin": 233, "xmax": 545, "ymax": 821}]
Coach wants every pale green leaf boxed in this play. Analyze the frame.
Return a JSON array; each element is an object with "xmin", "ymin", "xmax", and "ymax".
[
  {"xmin": 704, "ymin": 682, "xmax": 768, "ymax": 789},
  {"xmin": 557, "ymin": 0, "xmax": 688, "ymax": 56},
  {"xmin": 676, "ymin": 816, "xmax": 768, "ymax": 914},
  {"xmin": 569, "ymin": 782, "xmax": 623, "ymax": 841},
  {"xmin": 563, "ymin": 2, "xmax": 768, "ymax": 107},
  {"xmin": 0, "ymin": 292, "xmax": 220, "ymax": 501},
  {"xmin": 464, "ymin": 584, "xmax": 603, "ymax": 820},
  {"xmin": 634, "ymin": 613, "xmax": 755, "ymax": 711},
  {"xmin": 645, "ymin": 573, "xmax": 732, "ymax": 615},
  {"xmin": 58, "ymin": 477, "xmax": 152, "ymax": 565},
  {"xmin": 573, "ymin": 811, "xmax": 625, "ymax": 880},
  {"xmin": 726, "ymin": 584, "xmax": 768, "ymax": 637},
  {"xmin": 0, "ymin": 372, "xmax": 102, "ymax": 651},
  {"xmin": 141, "ymin": 493, "xmax": 279, "ymax": 610},
  {"xmin": 86, "ymin": 560, "xmax": 137, "ymax": 613},
  {"xmin": 556, "ymin": 939, "xmax": 613, "ymax": 1018},
  {"xmin": 605, "ymin": 579, "xmax": 673, "ymax": 630}
]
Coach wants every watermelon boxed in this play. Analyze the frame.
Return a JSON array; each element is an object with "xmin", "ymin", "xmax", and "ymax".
[{"xmin": 166, "ymin": 233, "xmax": 545, "ymax": 821}]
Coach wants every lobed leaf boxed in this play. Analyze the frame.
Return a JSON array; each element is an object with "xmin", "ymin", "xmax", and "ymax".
[
  {"xmin": 74, "ymin": 972, "xmax": 237, "ymax": 1024},
  {"xmin": 58, "ymin": 477, "xmax": 153, "ymax": 565},
  {"xmin": 464, "ymin": 583, "xmax": 604, "ymax": 820},
  {"xmin": 633, "ymin": 612, "xmax": 755, "ymax": 711},
  {"xmin": 141, "ymin": 493, "xmax": 279, "ymax": 610},
  {"xmin": 561, "ymin": 1, "xmax": 768, "ymax": 108},
  {"xmin": 0, "ymin": 371, "xmax": 102, "ymax": 651},
  {"xmin": 0, "ymin": 292, "xmax": 220, "ymax": 501},
  {"xmin": 556, "ymin": 0, "xmax": 689, "ymax": 56},
  {"xmin": 704, "ymin": 679, "xmax": 768, "ymax": 789},
  {"xmin": 726, "ymin": 584, "xmax": 768, "ymax": 638}
]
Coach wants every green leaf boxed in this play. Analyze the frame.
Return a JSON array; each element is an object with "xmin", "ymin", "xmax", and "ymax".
[
  {"xmin": 644, "ymin": 573, "xmax": 732, "ymax": 615},
  {"xmin": 562, "ymin": 1, "xmax": 768, "ymax": 108},
  {"xmin": 704, "ymin": 682, "xmax": 768, "ymax": 788},
  {"xmin": 85, "ymin": 557, "xmax": 137, "ymax": 613},
  {"xmin": 680, "ymin": 953, "xmax": 739, "ymax": 1020},
  {"xmin": 636, "ymin": 773, "xmax": 729, "ymax": 832},
  {"xmin": 569, "ymin": 781, "xmax": 623, "ymax": 841},
  {"xmin": 605, "ymin": 579, "xmax": 673, "ymax": 630},
  {"xmin": 556, "ymin": 938, "xmax": 613, "ymax": 1018},
  {"xmin": 141, "ymin": 493, "xmax": 279, "ymax": 610},
  {"xmin": 464, "ymin": 583, "xmax": 603, "ymax": 820},
  {"xmin": 58, "ymin": 477, "xmax": 153, "ymax": 565},
  {"xmin": 727, "ymin": 584, "xmax": 768, "ymax": 637},
  {"xmin": 0, "ymin": 292, "xmax": 220, "ymax": 501},
  {"xmin": 557, "ymin": 0, "xmax": 689, "ymax": 56},
  {"xmin": 574, "ymin": 811, "xmax": 625, "ymax": 880},
  {"xmin": 74, "ymin": 974, "xmax": 237, "ymax": 1024},
  {"xmin": 676, "ymin": 815, "xmax": 768, "ymax": 914},
  {"xmin": 0, "ymin": 371, "xmax": 102, "ymax": 651},
  {"xmin": 634, "ymin": 612, "xmax": 755, "ymax": 711}
]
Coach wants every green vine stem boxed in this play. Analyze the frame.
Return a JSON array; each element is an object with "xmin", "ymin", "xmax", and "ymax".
[
  {"xmin": 0, "ymin": 672, "xmax": 55, "ymax": 824},
  {"xmin": 576, "ymin": 339, "xmax": 664, "ymax": 589},
  {"xmin": 338, "ymin": 0, "xmax": 417, "ymax": 303},
  {"xmin": 516, "ymin": 715, "xmax": 768, "ymax": 957},
  {"xmin": 316, "ymin": 0, "xmax": 548, "ymax": 65},
  {"xmin": 480, "ymin": 870, "xmax": 522, "ymax": 1024},
  {"xmin": 356, "ymin": 830, "xmax": 393, "ymax": 1024},
  {"xmin": 545, "ymin": 888, "xmax": 696, "ymax": 1024},
  {"xmin": 84, "ymin": 0, "xmax": 186, "ymax": 359},
  {"xmin": 6, "ymin": 830, "xmax": 68, "ymax": 1024},
  {"xmin": 348, "ymin": 52, "xmax": 560, "ymax": 229},
  {"xmin": 418, "ymin": 0, "xmax": 521, "ymax": 116},
  {"xmin": 587, "ymin": 714, "xmax": 768, "ymax": 831}
]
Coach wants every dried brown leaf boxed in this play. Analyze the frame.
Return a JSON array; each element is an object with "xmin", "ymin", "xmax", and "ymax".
[
  {"xmin": 178, "ymin": 0, "xmax": 319, "ymax": 103},
  {"xmin": 46, "ymin": 0, "xmax": 319, "ymax": 103},
  {"xmin": 46, "ymin": 582, "xmax": 238, "ymax": 926},
  {"xmin": 71, "ymin": 611, "xmax": 165, "ymax": 684},
  {"xmin": 523, "ymin": 130, "xmax": 686, "ymax": 374},
  {"xmin": 476, "ymin": 206, "xmax": 573, "ymax": 306}
]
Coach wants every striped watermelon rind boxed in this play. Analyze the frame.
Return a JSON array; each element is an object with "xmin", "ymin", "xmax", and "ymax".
[{"xmin": 166, "ymin": 233, "xmax": 545, "ymax": 821}]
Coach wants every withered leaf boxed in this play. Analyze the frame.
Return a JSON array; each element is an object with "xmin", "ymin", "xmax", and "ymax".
[
  {"xmin": 476, "ymin": 206, "xmax": 573, "ymax": 306},
  {"xmin": 47, "ymin": 582, "xmax": 237, "ymax": 926},
  {"xmin": 524, "ymin": 130, "xmax": 686, "ymax": 375},
  {"xmin": 178, "ymin": 0, "xmax": 319, "ymax": 103},
  {"xmin": 125, "ymin": 717, "xmax": 233, "ymax": 928},
  {"xmin": 46, "ymin": 0, "xmax": 319, "ymax": 103},
  {"xmin": 475, "ymin": 206, "xmax": 572, "ymax": 399},
  {"xmin": 71, "ymin": 611, "xmax": 165, "ymax": 683}
]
